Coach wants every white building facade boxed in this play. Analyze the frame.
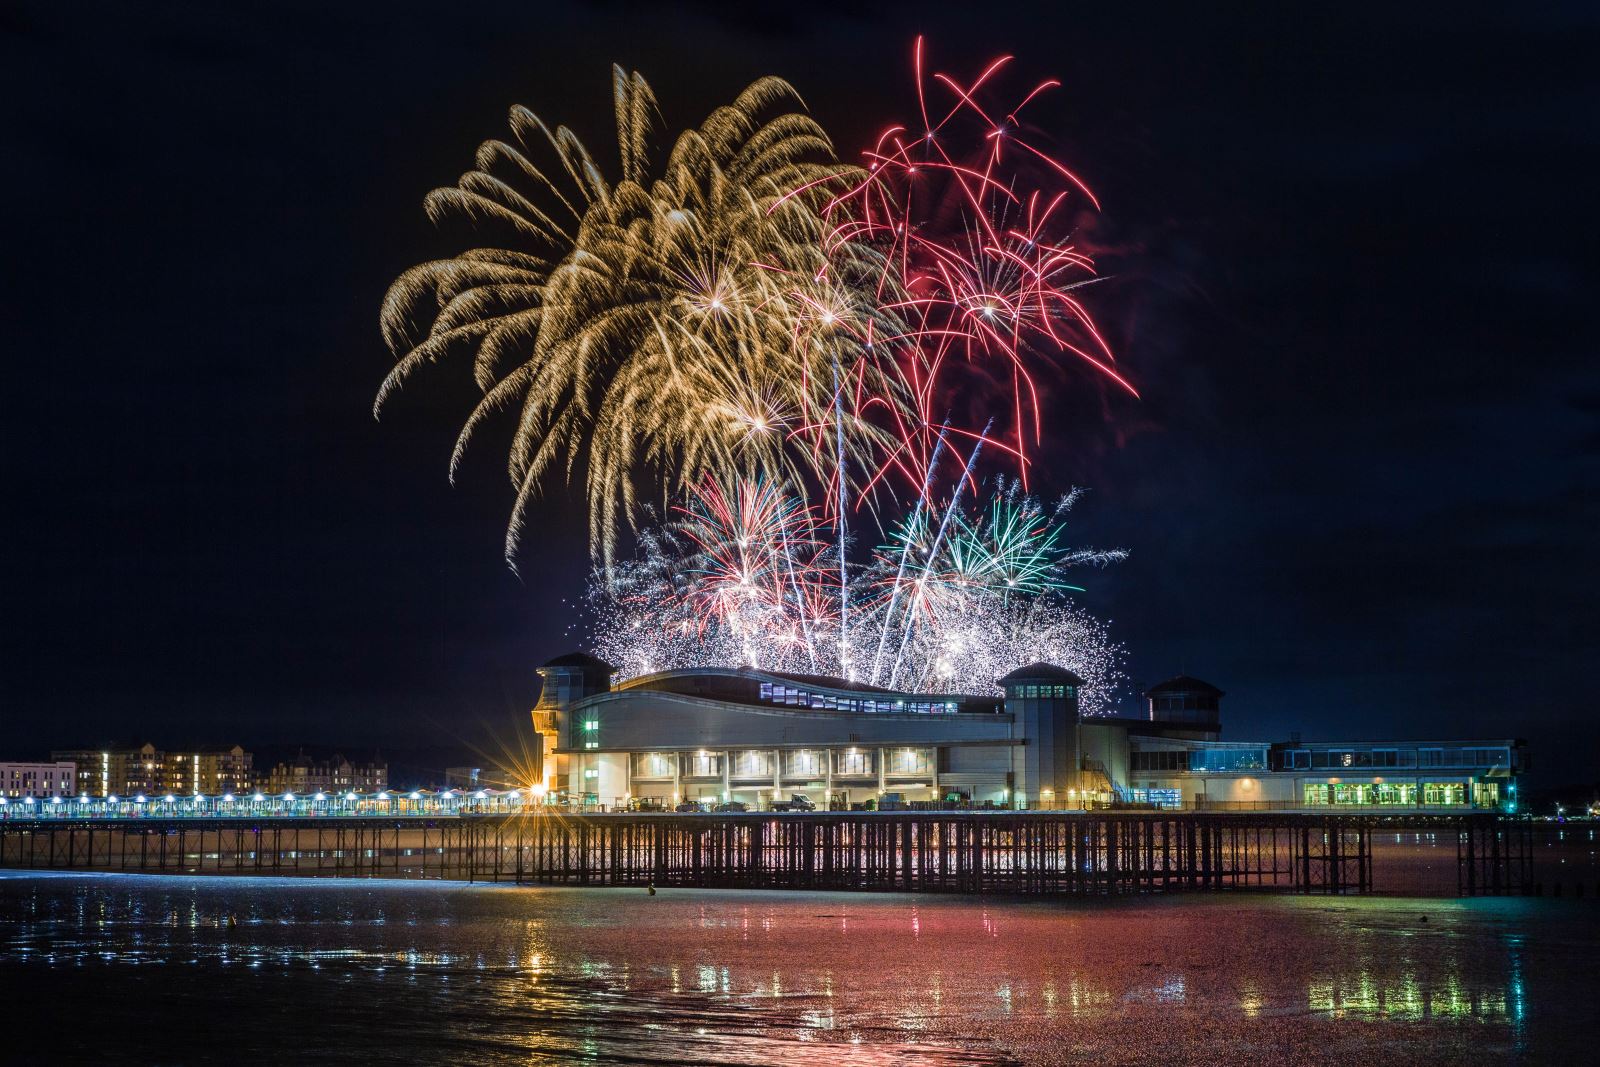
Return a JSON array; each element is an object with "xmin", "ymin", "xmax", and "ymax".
[
  {"xmin": 1, "ymin": 761, "xmax": 77, "ymax": 799},
  {"xmin": 532, "ymin": 656, "xmax": 1525, "ymax": 814}
]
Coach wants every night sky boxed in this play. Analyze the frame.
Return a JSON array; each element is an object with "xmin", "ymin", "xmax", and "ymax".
[{"xmin": 4, "ymin": 3, "xmax": 1595, "ymax": 785}]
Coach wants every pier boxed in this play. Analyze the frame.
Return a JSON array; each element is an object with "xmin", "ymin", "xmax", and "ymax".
[{"xmin": 0, "ymin": 811, "xmax": 1534, "ymax": 896}]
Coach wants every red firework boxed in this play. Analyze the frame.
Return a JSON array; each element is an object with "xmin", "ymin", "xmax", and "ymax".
[{"xmin": 827, "ymin": 36, "xmax": 1138, "ymax": 492}]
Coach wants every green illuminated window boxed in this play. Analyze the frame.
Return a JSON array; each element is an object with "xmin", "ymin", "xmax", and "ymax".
[{"xmin": 582, "ymin": 720, "xmax": 598, "ymax": 731}]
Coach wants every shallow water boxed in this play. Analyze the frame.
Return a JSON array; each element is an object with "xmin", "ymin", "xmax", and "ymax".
[{"xmin": 1, "ymin": 871, "xmax": 1596, "ymax": 1064}]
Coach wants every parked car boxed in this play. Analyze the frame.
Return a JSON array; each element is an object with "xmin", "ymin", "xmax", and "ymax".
[
  {"xmin": 674, "ymin": 800, "xmax": 706, "ymax": 813},
  {"xmin": 769, "ymin": 794, "xmax": 816, "ymax": 812},
  {"xmin": 713, "ymin": 801, "xmax": 749, "ymax": 813},
  {"xmin": 627, "ymin": 797, "xmax": 668, "ymax": 812},
  {"xmin": 878, "ymin": 792, "xmax": 908, "ymax": 811}
]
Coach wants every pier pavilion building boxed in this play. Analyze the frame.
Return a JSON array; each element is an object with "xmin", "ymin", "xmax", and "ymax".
[{"xmin": 530, "ymin": 654, "xmax": 1524, "ymax": 813}]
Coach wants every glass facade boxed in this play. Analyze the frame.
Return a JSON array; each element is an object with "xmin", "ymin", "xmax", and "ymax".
[
  {"xmin": 757, "ymin": 682, "xmax": 958, "ymax": 715},
  {"xmin": 1278, "ymin": 746, "xmax": 1512, "ymax": 771},
  {"xmin": 1128, "ymin": 788, "xmax": 1182, "ymax": 808},
  {"xmin": 1005, "ymin": 684, "xmax": 1076, "ymax": 699},
  {"xmin": 1130, "ymin": 747, "xmax": 1267, "ymax": 773},
  {"xmin": 1300, "ymin": 781, "xmax": 1480, "ymax": 807}
]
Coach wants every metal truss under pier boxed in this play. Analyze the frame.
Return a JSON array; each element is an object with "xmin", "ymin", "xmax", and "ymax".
[{"xmin": 0, "ymin": 812, "xmax": 1533, "ymax": 897}]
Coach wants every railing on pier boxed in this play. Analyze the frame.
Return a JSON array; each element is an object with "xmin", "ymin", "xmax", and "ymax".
[
  {"xmin": 0, "ymin": 811, "xmax": 1535, "ymax": 897},
  {"xmin": 0, "ymin": 789, "xmax": 532, "ymax": 821}
]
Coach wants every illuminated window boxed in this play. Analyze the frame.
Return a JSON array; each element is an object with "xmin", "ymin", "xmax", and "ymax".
[
  {"xmin": 732, "ymin": 750, "xmax": 771, "ymax": 777},
  {"xmin": 784, "ymin": 750, "xmax": 822, "ymax": 777},
  {"xmin": 686, "ymin": 752, "xmax": 721, "ymax": 778},
  {"xmin": 1423, "ymin": 782, "xmax": 1466, "ymax": 806},
  {"xmin": 834, "ymin": 749, "xmax": 871, "ymax": 776},
  {"xmin": 885, "ymin": 748, "xmax": 933, "ymax": 776},
  {"xmin": 633, "ymin": 753, "xmax": 675, "ymax": 779}
]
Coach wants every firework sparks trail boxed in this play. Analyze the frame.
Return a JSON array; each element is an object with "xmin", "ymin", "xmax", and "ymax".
[{"xmin": 883, "ymin": 416, "xmax": 992, "ymax": 690}]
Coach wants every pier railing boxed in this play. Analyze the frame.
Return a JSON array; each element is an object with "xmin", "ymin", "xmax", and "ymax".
[{"xmin": 0, "ymin": 811, "xmax": 1535, "ymax": 897}]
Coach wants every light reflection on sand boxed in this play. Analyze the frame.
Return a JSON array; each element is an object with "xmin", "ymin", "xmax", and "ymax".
[{"xmin": 0, "ymin": 871, "xmax": 1594, "ymax": 1064}]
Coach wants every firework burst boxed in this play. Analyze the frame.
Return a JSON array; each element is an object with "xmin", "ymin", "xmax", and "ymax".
[
  {"xmin": 380, "ymin": 45, "xmax": 1142, "ymax": 706},
  {"xmin": 825, "ymin": 37, "xmax": 1138, "ymax": 488},
  {"xmin": 378, "ymin": 67, "xmax": 911, "ymax": 566},
  {"xmin": 588, "ymin": 474, "xmax": 1127, "ymax": 711}
]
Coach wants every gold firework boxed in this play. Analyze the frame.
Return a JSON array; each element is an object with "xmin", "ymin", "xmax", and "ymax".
[{"xmin": 378, "ymin": 67, "xmax": 910, "ymax": 566}]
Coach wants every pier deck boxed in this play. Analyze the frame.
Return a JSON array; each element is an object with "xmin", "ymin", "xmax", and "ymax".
[{"xmin": 0, "ymin": 811, "xmax": 1533, "ymax": 896}]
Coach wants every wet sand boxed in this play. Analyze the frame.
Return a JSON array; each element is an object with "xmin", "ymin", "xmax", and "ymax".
[{"xmin": 1, "ymin": 870, "xmax": 1596, "ymax": 1064}]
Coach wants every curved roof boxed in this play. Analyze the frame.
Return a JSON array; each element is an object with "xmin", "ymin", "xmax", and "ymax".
[
  {"xmin": 539, "ymin": 652, "xmax": 615, "ymax": 672},
  {"xmin": 612, "ymin": 666, "xmax": 1002, "ymax": 714},
  {"xmin": 996, "ymin": 662, "xmax": 1087, "ymax": 687},
  {"xmin": 1145, "ymin": 675, "xmax": 1225, "ymax": 697}
]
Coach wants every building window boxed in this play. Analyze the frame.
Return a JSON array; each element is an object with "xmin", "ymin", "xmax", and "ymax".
[
  {"xmin": 1129, "ymin": 788, "xmax": 1181, "ymax": 808},
  {"xmin": 1423, "ymin": 782, "xmax": 1466, "ymax": 806},
  {"xmin": 885, "ymin": 748, "xmax": 932, "ymax": 776},
  {"xmin": 1131, "ymin": 750, "xmax": 1189, "ymax": 772},
  {"xmin": 784, "ymin": 750, "xmax": 823, "ymax": 778},
  {"xmin": 685, "ymin": 752, "xmax": 721, "ymax": 778},
  {"xmin": 732, "ymin": 750, "xmax": 772, "ymax": 778},
  {"xmin": 633, "ymin": 753, "xmax": 675, "ymax": 779},
  {"xmin": 834, "ymin": 749, "xmax": 872, "ymax": 776}
]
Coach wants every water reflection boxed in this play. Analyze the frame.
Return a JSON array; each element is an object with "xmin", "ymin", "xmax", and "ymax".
[{"xmin": 0, "ymin": 872, "xmax": 1590, "ymax": 1064}]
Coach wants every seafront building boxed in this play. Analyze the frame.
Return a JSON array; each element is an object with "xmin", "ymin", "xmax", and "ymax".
[
  {"xmin": 262, "ymin": 753, "xmax": 387, "ymax": 795},
  {"xmin": 49, "ymin": 744, "xmax": 254, "ymax": 797},
  {"xmin": 530, "ymin": 654, "xmax": 1524, "ymax": 813},
  {"xmin": 0, "ymin": 760, "xmax": 77, "ymax": 799}
]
